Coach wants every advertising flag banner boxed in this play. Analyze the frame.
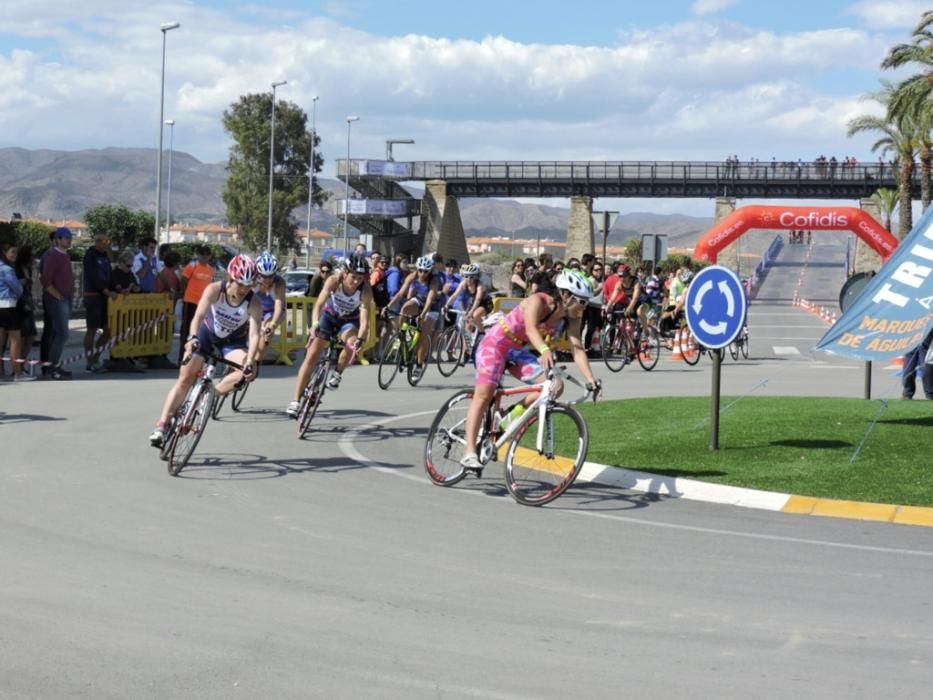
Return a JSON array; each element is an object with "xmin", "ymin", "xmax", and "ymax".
[{"xmin": 815, "ymin": 206, "xmax": 933, "ymax": 361}]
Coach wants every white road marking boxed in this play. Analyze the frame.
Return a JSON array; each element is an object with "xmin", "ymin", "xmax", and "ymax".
[
  {"xmin": 338, "ymin": 410, "xmax": 933, "ymax": 558},
  {"xmin": 773, "ymin": 346, "xmax": 801, "ymax": 355}
]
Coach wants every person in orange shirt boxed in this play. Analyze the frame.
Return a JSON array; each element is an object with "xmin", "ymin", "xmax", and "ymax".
[{"xmin": 179, "ymin": 245, "xmax": 215, "ymax": 364}]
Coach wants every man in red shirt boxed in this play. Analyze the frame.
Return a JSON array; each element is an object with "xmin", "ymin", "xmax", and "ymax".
[{"xmin": 39, "ymin": 227, "xmax": 75, "ymax": 379}]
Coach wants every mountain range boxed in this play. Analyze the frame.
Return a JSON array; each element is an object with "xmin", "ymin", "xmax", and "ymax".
[{"xmin": 0, "ymin": 147, "xmax": 713, "ymax": 245}]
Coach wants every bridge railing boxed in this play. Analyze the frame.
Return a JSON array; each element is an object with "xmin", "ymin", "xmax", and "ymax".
[{"xmin": 400, "ymin": 160, "xmax": 903, "ymax": 183}]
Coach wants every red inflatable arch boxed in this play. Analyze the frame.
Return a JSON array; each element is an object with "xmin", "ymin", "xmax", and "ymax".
[{"xmin": 693, "ymin": 205, "xmax": 897, "ymax": 263}]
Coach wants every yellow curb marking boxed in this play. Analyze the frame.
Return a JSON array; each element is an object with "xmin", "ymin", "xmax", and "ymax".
[
  {"xmin": 783, "ymin": 496, "xmax": 933, "ymax": 528},
  {"xmin": 511, "ymin": 446, "xmax": 577, "ymax": 477}
]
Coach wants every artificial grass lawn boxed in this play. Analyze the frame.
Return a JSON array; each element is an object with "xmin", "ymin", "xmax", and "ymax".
[{"xmin": 578, "ymin": 396, "xmax": 933, "ymax": 506}]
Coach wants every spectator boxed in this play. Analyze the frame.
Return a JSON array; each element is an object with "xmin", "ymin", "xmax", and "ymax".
[
  {"xmin": 902, "ymin": 328, "xmax": 933, "ymax": 400},
  {"xmin": 385, "ymin": 255, "xmax": 404, "ymax": 307},
  {"xmin": 112, "ymin": 251, "xmax": 141, "ymax": 294},
  {"xmin": 155, "ymin": 250, "xmax": 183, "ymax": 300},
  {"xmin": 307, "ymin": 259, "xmax": 333, "ymax": 298},
  {"xmin": 14, "ymin": 245, "xmax": 38, "ymax": 377},
  {"xmin": 288, "ymin": 255, "xmax": 298, "ymax": 271},
  {"xmin": 178, "ymin": 245, "xmax": 214, "ymax": 365},
  {"xmin": 509, "ymin": 259, "xmax": 527, "ymax": 297},
  {"xmin": 0, "ymin": 241, "xmax": 33, "ymax": 381},
  {"xmin": 82, "ymin": 231, "xmax": 115, "ymax": 373},
  {"xmin": 132, "ymin": 237, "xmax": 161, "ymax": 293},
  {"xmin": 583, "ymin": 260, "xmax": 605, "ymax": 355},
  {"xmin": 39, "ymin": 227, "xmax": 74, "ymax": 379}
]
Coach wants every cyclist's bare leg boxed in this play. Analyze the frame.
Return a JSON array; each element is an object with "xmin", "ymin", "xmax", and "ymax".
[
  {"xmin": 215, "ymin": 348, "xmax": 249, "ymax": 395},
  {"xmin": 464, "ymin": 383, "xmax": 497, "ymax": 456},
  {"xmin": 336, "ymin": 327, "xmax": 360, "ymax": 373},
  {"xmin": 158, "ymin": 355, "xmax": 204, "ymax": 424},
  {"xmin": 417, "ymin": 317, "xmax": 435, "ymax": 365},
  {"xmin": 292, "ymin": 335, "xmax": 328, "ymax": 402},
  {"xmin": 471, "ymin": 307, "xmax": 486, "ymax": 330}
]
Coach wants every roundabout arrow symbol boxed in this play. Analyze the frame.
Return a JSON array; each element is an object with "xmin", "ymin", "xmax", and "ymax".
[
  {"xmin": 699, "ymin": 319, "xmax": 728, "ymax": 335},
  {"xmin": 692, "ymin": 280, "xmax": 713, "ymax": 315},
  {"xmin": 718, "ymin": 280, "xmax": 735, "ymax": 317}
]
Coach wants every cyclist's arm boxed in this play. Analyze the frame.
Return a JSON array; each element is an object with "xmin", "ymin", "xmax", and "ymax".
[
  {"xmin": 356, "ymin": 285, "xmax": 373, "ymax": 347},
  {"xmin": 625, "ymin": 283, "xmax": 642, "ymax": 316},
  {"xmin": 422, "ymin": 280, "xmax": 438, "ymax": 319},
  {"xmin": 311, "ymin": 275, "xmax": 338, "ymax": 330},
  {"xmin": 446, "ymin": 279, "xmax": 466, "ymax": 309},
  {"xmin": 188, "ymin": 281, "xmax": 220, "ymax": 338},
  {"xmin": 244, "ymin": 297, "xmax": 262, "ymax": 373},
  {"xmin": 521, "ymin": 295, "xmax": 551, "ymax": 361},
  {"xmin": 386, "ymin": 271, "xmax": 414, "ymax": 309},
  {"xmin": 267, "ymin": 277, "xmax": 287, "ymax": 330},
  {"xmin": 565, "ymin": 314, "xmax": 598, "ymax": 386}
]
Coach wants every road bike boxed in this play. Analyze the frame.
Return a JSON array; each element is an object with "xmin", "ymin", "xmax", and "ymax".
[
  {"xmin": 435, "ymin": 308, "xmax": 481, "ymax": 377},
  {"xmin": 162, "ymin": 351, "xmax": 248, "ymax": 476},
  {"xmin": 600, "ymin": 313, "xmax": 661, "ymax": 372},
  {"xmin": 378, "ymin": 312, "xmax": 427, "ymax": 389},
  {"xmin": 295, "ymin": 336, "xmax": 358, "ymax": 439},
  {"xmin": 424, "ymin": 367, "xmax": 599, "ymax": 506},
  {"xmin": 729, "ymin": 325, "xmax": 750, "ymax": 360}
]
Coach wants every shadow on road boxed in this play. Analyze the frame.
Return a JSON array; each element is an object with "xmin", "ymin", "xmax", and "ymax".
[
  {"xmin": 0, "ymin": 412, "xmax": 66, "ymax": 424},
  {"xmin": 173, "ymin": 451, "xmax": 413, "ymax": 479}
]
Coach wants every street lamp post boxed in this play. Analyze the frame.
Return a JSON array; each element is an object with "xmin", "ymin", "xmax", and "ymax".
[
  {"xmin": 164, "ymin": 119, "xmax": 175, "ymax": 239},
  {"xmin": 385, "ymin": 138, "xmax": 415, "ymax": 161},
  {"xmin": 267, "ymin": 79, "xmax": 287, "ymax": 252},
  {"xmin": 343, "ymin": 115, "xmax": 360, "ymax": 256},
  {"xmin": 154, "ymin": 21, "xmax": 180, "ymax": 240},
  {"xmin": 305, "ymin": 95, "xmax": 319, "ymax": 268}
]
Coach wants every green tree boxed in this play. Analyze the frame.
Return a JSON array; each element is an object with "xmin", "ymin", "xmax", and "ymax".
[
  {"xmin": 622, "ymin": 236, "xmax": 642, "ymax": 267},
  {"xmin": 883, "ymin": 12, "xmax": 933, "ymax": 211},
  {"xmin": 84, "ymin": 204, "xmax": 155, "ymax": 251},
  {"xmin": 869, "ymin": 187, "xmax": 900, "ymax": 232},
  {"xmin": 222, "ymin": 92, "xmax": 324, "ymax": 253},
  {"xmin": 11, "ymin": 220, "xmax": 55, "ymax": 254},
  {"xmin": 847, "ymin": 81, "xmax": 918, "ymax": 238}
]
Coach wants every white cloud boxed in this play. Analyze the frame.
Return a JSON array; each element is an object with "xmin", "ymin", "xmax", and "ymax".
[
  {"xmin": 0, "ymin": 2, "xmax": 897, "ymax": 204},
  {"xmin": 691, "ymin": 0, "xmax": 740, "ymax": 17},
  {"xmin": 845, "ymin": 0, "xmax": 930, "ymax": 29}
]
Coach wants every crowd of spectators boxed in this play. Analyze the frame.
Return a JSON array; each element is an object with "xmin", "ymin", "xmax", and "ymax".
[{"xmin": 723, "ymin": 154, "xmax": 894, "ymax": 179}]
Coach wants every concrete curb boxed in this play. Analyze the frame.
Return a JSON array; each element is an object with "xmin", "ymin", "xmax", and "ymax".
[{"xmin": 576, "ymin": 461, "xmax": 933, "ymax": 528}]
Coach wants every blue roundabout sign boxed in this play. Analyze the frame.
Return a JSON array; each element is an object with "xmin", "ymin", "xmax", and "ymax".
[{"xmin": 685, "ymin": 265, "xmax": 747, "ymax": 350}]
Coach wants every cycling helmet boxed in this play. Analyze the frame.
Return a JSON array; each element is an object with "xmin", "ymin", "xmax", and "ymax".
[
  {"xmin": 255, "ymin": 250, "xmax": 278, "ymax": 276},
  {"xmin": 227, "ymin": 254, "xmax": 257, "ymax": 285},
  {"xmin": 415, "ymin": 255, "xmax": 434, "ymax": 271},
  {"xmin": 555, "ymin": 269, "xmax": 595, "ymax": 299},
  {"xmin": 680, "ymin": 269, "xmax": 694, "ymax": 283},
  {"xmin": 460, "ymin": 263, "xmax": 481, "ymax": 278},
  {"xmin": 343, "ymin": 252, "xmax": 370, "ymax": 274}
]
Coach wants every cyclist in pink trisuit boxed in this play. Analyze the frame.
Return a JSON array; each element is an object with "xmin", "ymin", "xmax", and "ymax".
[{"xmin": 460, "ymin": 268, "xmax": 602, "ymax": 470}]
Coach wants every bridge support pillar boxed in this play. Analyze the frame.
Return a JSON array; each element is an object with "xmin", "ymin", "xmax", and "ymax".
[
  {"xmin": 855, "ymin": 198, "xmax": 884, "ymax": 274},
  {"xmin": 419, "ymin": 180, "xmax": 470, "ymax": 263},
  {"xmin": 713, "ymin": 197, "xmax": 739, "ymax": 272},
  {"xmin": 566, "ymin": 196, "xmax": 594, "ymax": 261}
]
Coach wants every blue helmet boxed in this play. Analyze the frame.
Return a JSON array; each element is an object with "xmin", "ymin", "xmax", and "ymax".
[{"xmin": 255, "ymin": 250, "xmax": 278, "ymax": 276}]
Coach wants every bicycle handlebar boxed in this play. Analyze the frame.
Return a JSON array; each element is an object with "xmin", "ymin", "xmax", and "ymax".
[{"xmin": 544, "ymin": 366, "xmax": 601, "ymax": 405}]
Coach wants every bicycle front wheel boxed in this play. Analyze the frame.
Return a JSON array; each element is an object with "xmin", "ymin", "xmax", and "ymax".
[
  {"xmin": 682, "ymin": 330, "xmax": 701, "ymax": 366},
  {"xmin": 297, "ymin": 363, "xmax": 327, "ymax": 439},
  {"xmin": 210, "ymin": 391, "xmax": 226, "ymax": 419},
  {"xmin": 168, "ymin": 384, "xmax": 214, "ymax": 476},
  {"xmin": 505, "ymin": 403, "xmax": 588, "ymax": 506},
  {"xmin": 424, "ymin": 389, "xmax": 473, "ymax": 486},
  {"xmin": 159, "ymin": 415, "xmax": 178, "ymax": 462},
  {"xmin": 601, "ymin": 325, "xmax": 627, "ymax": 373},
  {"xmin": 729, "ymin": 339, "xmax": 739, "ymax": 360},
  {"xmin": 435, "ymin": 327, "xmax": 466, "ymax": 377},
  {"xmin": 740, "ymin": 334, "xmax": 749, "ymax": 359},
  {"xmin": 232, "ymin": 364, "xmax": 257, "ymax": 411},
  {"xmin": 378, "ymin": 331, "xmax": 402, "ymax": 390},
  {"xmin": 637, "ymin": 327, "xmax": 661, "ymax": 371}
]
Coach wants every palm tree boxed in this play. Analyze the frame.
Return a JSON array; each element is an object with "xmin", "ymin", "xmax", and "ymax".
[
  {"xmin": 883, "ymin": 11, "xmax": 933, "ymax": 211},
  {"xmin": 869, "ymin": 187, "xmax": 899, "ymax": 232},
  {"xmin": 847, "ymin": 81, "xmax": 917, "ymax": 238}
]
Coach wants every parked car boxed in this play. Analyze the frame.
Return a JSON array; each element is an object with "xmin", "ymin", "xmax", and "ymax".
[{"xmin": 285, "ymin": 269, "xmax": 313, "ymax": 297}]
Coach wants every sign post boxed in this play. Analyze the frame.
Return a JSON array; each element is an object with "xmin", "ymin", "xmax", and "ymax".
[{"xmin": 685, "ymin": 265, "xmax": 748, "ymax": 450}]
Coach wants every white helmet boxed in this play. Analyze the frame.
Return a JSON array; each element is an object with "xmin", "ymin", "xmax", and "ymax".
[
  {"xmin": 460, "ymin": 263, "xmax": 481, "ymax": 278},
  {"xmin": 255, "ymin": 251, "xmax": 278, "ymax": 276},
  {"xmin": 555, "ymin": 269, "xmax": 594, "ymax": 298},
  {"xmin": 415, "ymin": 255, "xmax": 434, "ymax": 271}
]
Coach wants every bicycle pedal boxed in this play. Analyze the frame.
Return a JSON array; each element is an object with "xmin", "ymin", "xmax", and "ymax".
[{"xmin": 465, "ymin": 466, "xmax": 484, "ymax": 478}]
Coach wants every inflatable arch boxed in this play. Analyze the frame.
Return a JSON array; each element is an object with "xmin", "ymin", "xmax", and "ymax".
[{"xmin": 693, "ymin": 205, "xmax": 898, "ymax": 263}]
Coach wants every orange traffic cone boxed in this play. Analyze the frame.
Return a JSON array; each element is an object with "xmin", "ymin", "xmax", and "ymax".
[{"xmin": 671, "ymin": 328, "xmax": 684, "ymax": 362}]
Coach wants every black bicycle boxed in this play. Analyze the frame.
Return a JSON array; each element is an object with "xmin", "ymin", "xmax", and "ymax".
[
  {"xmin": 729, "ymin": 325, "xmax": 750, "ymax": 360},
  {"xmin": 296, "ymin": 336, "xmax": 358, "ymax": 439},
  {"xmin": 378, "ymin": 312, "xmax": 427, "ymax": 389},
  {"xmin": 162, "ymin": 351, "xmax": 249, "ymax": 476}
]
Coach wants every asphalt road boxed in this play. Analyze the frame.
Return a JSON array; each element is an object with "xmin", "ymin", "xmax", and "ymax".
[{"xmin": 2, "ymin": 240, "xmax": 930, "ymax": 699}]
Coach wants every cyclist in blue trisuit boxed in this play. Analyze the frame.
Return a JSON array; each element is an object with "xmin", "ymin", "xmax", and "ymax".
[
  {"xmin": 252, "ymin": 250, "xmax": 286, "ymax": 364},
  {"xmin": 443, "ymin": 263, "xmax": 492, "ymax": 334},
  {"xmin": 286, "ymin": 253, "xmax": 373, "ymax": 417},
  {"xmin": 383, "ymin": 254, "xmax": 440, "ymax": 381},
  {"xmin": 149, "ymin": 255, "xmax": 262, "ymax": 447}
]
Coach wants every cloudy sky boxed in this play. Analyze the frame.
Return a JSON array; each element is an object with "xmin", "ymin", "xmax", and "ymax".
[{"xmin": 0, "ymin": 0, "xmax": 927, "ymax": 216}]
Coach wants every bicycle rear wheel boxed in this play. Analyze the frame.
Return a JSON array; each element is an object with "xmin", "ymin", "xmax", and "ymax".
[
  {"xmin": 637, "ymin": 327, "xmax": 661, "ymax": 371},
  {"xmin": 378, "ymin": 331, "xmax": 402, "ymax": 390},
  {"xmin": 505, "ymin": 403, "xmax": 588, "ymax": 506},
  {"xmin": 297, "ymin": 362, "xmax": 328, "ymax": 438},
  {"xmin": 682, "ymin": 329, "xmax": 701, "ymax": 366},
  {"xmin": 435, "ymin": 327, "xmax": 466, "ymax": 377},
  {"xmin": 168, "ymin": 384, "xmax": 213, "ymax": 476},
  {"xmin": 231, "ymin": 364, "xmax": 256, "ymax": 411},
  {"xmin": 601, "ymin": 325, "xmax": 627, "ymax": 373},
  {"xmin": 424, "ymin": 389, "xmax": 474, "ymax": 486},
  {"xmin": 740, "ymin": 334, "xmax": 749, "ymax": 359},
  {"xmin": 729, "ymin": 339, "xmax": 739, "ymax": 360}
]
